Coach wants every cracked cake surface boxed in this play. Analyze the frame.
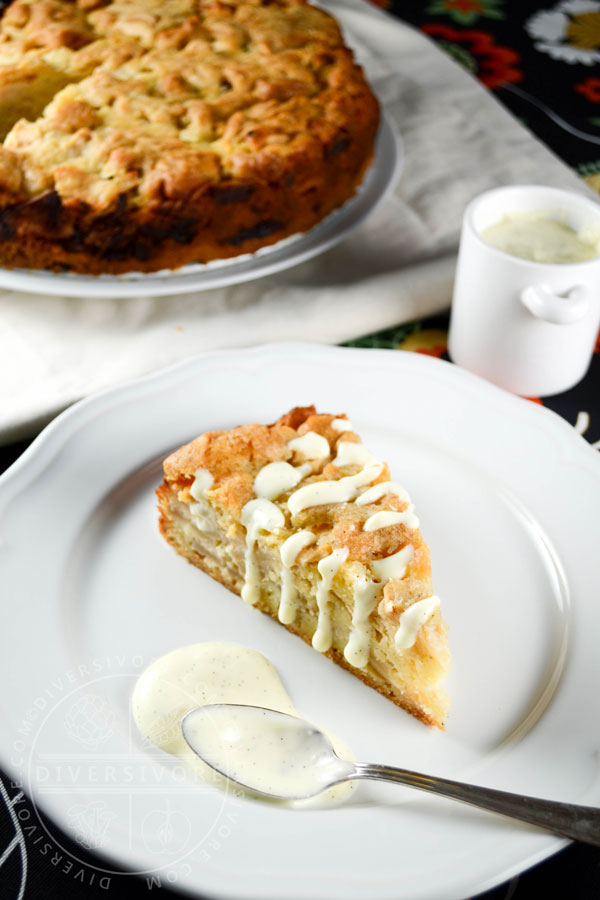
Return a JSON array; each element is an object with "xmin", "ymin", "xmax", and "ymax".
[
  {"xmin": 157, "ymin": 406, "xmax": 451, "ymax": 728},
  {"xmin": 0, "ymin": 0, "xmax": 379, "ymax": 273}
]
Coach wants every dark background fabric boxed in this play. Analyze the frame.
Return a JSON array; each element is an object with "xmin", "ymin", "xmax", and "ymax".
[{"xmin": 373, "ymin": 0, "xmax": 600, "ymax": 187}]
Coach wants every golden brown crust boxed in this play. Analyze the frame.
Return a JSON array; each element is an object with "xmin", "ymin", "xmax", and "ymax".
[
  {"xmin": 0, "ymin": 0, "xmax": 379, "ymax": 273},
  {"xmin": 160, "ymin": 406, "xmax": 434, "ymax": 578}
]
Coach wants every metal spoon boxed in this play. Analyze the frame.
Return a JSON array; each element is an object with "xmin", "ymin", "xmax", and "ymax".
[{"xmin": 182, "ymin": 704, "xmax": 600, "ymax": 846}]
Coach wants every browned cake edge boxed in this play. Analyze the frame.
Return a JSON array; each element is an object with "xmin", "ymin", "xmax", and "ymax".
[{"xmin": 0, "ymin": 133, "xmax": 376, "ymax": 273}]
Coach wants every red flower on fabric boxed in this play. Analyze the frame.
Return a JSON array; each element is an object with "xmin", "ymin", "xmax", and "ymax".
[
  {"xmin": 575, "ymin": 77, "xmax": 600, "ymax": 103},
  {"xmin": 422, "ymin": 24, "xmax": 523, "ymax": 89},
  {"xmin": 416, "ymin": 345, "xmax": 447, "ymax": 359}
]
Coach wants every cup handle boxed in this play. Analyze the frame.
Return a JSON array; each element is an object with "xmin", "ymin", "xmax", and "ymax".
[{"xmin": 520, "ymin": 284, "xmax": 589, "ymax": 325}]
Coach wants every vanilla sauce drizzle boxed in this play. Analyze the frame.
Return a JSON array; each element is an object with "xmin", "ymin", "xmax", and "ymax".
[{"xmin": 192, "ymin": 423, "xmax": 439, "ymax": 664}]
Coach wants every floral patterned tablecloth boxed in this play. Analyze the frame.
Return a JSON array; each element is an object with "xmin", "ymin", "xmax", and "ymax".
[
  {"xmin": 1, "ymin": 2, "xmax": 599, "ymax": 899},
  {"xmin": 374, "ymin": 0, "xmax": 600, "ymax": 191}
]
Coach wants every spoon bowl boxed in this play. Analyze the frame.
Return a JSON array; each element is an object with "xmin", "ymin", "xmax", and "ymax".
[
  {"xmin": 182, "ymin": 703, "xmax": 600, "ymax": 846},
  {"xmin": 182, "ymin": 703, "xmax": 354, "ymax": 800}
]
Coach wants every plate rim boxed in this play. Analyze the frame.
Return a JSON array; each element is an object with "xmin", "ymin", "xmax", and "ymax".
[{"xmin": 3, "ymin": 342, "xmax": 597, "ymax": 491}]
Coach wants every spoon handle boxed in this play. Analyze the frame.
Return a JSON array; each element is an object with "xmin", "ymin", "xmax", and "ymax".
[{"xmin": 352, "ymin": 763, "xmax": 600, "ymax": 846}]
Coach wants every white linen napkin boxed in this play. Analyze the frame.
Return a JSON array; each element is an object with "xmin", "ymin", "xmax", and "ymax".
[{"xmin": 0, "ymin": 0, "xmax": 591, "ymax": 443}]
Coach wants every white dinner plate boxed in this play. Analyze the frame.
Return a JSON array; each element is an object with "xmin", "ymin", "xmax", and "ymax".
[
  {"xmin": 0, "ymin": 116, "xmax": 400, "ymax": 299},
  {"xmin": 1, "ymin": 343, "xmax": 599, "ymax": 900}
]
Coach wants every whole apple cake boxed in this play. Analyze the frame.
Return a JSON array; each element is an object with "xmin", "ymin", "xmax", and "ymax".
[{"xmin": 0, "ymin": 0, "xmax": 379, "ymax": 274}]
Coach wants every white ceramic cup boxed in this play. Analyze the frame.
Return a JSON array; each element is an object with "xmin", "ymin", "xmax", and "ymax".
[{"xmin": 448, "ymin": 185, "xmax": 600, "ymax": 396}]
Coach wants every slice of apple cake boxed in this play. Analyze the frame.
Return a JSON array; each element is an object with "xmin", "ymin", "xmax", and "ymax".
[{"xmin": 156, "ymin": 406, "xmax": 451, "ymax": 727}]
